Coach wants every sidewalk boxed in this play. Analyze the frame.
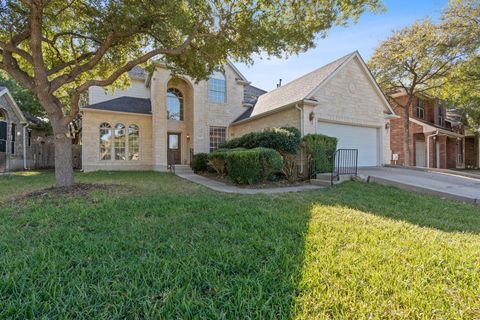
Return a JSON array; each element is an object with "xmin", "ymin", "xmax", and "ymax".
[{"xmin": 176, "ymin": 173, "xmax": 322, "ymax": 194}]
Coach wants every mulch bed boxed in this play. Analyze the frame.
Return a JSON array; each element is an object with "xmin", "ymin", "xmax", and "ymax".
[{"xmin": 197, "ymin": 172, "xmax": 309, "ymax": 189}]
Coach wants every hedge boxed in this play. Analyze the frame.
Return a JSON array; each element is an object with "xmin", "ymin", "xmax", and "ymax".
[
  {"xmin": 220, "ymin": 127, "xmax": 301, "ymax": 154},
  {"xmin": 226, "ymin": 148, "xmax": 283, "ymax": 184},
  {"xmin": 207, "ymin": 148, "xmax": 245, "ymax": 177},
  {"xmin": 303, "ymin": 134, "xmax": 338, "ymax": 176},
  {"xmin": 191, "ymin": 153, "xmax": 208, "ymax": 172}
]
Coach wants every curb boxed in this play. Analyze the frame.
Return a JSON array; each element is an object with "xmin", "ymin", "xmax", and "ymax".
[{"xmin": 385, "ymin": 165, "xmax": 480, "ymax": 180}]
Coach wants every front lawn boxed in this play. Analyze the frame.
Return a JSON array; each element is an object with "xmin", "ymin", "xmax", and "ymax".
[{"xmin": 1, "ymin": 171, "xmax": 480, "ymax": 318}]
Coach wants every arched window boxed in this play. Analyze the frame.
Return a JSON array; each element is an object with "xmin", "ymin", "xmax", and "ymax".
[
  {"xmin": 114, "ymin": 123, "xmax": 126, "ymax": 160},
  {"xmin": 128, "ymin": 124, "xmax": 140, "ymax": 160},
  {"xmin": 208, "ymin": 71, "xmax": 226, "ymax": 103},
  {"xmin": 99, "ymin": 122, "xmax": 112, "ymax": 160},
  {"xmin": 167, "ymin": 88, "xmax": 184, "ymax": 121}
]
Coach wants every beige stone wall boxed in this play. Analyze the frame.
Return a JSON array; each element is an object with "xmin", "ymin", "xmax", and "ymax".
[
  {"xmin": 89, "ymin": 79, "xmax": 150, "ymax": 104},
  {"xmin": 230, "ymin": 107, "xmax": 301, "ymax": 137},
  {"xmin": 82, "ymin": 110, "xmax": 153, "ymax": 172},
  {"xmin": 308, "ymin": 56, "xmax": 392, "ymax": 164}
]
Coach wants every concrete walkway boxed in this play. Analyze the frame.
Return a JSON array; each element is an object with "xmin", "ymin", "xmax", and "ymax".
[
  {"xmin": 359, "ymin": 167, "xmax": 480, "ymax": 204},
  {"xmin": 176, "ymin": 173, "xmax": 322, "ymax": 194}
]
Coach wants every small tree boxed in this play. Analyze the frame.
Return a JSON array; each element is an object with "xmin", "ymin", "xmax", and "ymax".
[
  {"xmin": 0, "ymin": 0, "xmax": 381, "ymax": 187},
  {"xmin": 369, "ymin": 20, "xmax": 462, "ymax": 166}
]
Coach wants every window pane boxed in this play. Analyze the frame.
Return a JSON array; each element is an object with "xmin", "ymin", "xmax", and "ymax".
[
  {"xmin": 208, "ymin": 73, "xmax": 226, "ymax": 103},
  {"xmin": 99, "ymin": 123, "xmax": 112, "ymax": 160},
  {"xmin": 114, "ymin": 123, "xmax": 126, "ymax": 160},
  {"xmin": 209, "ymin": 127, "xmax": 226, "ymax": 152},
  {"xmin": 128, "ymin": 124, "xmax": 140, "ymax": 161},
  {"xmin": 169, "ymin": 134, "xmax": 178, "ymax": 149},
  {"xmin": 167, "ymin": 88, "xmax": 183, "ymax": 121}
]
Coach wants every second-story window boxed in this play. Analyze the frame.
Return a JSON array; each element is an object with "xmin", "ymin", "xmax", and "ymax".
[
  {"xmin": 167, "ymin": 88, "xmax": 184, "ymax": 121},
  {"xmin": 208, "ymin": 71, "xmax": 226, "ymax": 103},
  {"xmin": 437, "ymin": 107, "xmax": 445, "ymax": 127},
  {"xmin": 415, "ymin": 99, "xmax": 425, "ymax": 119}
]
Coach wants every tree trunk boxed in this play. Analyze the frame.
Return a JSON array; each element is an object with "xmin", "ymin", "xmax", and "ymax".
[
  {"xmin": 403, "ymin": 95, "xmax": 414, "ymax": 166},
  {"xmin": 52, "ymin": 121, "xmax": 74, "ymax": 187}
]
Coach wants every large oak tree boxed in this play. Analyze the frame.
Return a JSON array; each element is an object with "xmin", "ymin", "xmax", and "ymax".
[
  {"xmin": 0, "ymin": 0, "xmax": 382, "ymax": 187},
  {"xmin": 369, "ymin": 20, "xmax": 462, "ymax": 166}
]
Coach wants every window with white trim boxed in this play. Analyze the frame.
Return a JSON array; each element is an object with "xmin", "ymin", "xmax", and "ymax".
[
  {"xmin": 167, "ymin": 88, "xmax": 184, "ymax": 121},
  {"xmin": 128, "ymin": 124, "xmax": 140, "ymax": 160},
  {"xmin": 208, "ymin": 71, "xmax": 226, "ymax": 103},
  {"xmin": 209, "ymin": 126, "xmax": 226, "ymax": 152},
  {"xmin": 415, "ymin": 99, "xmax": 425, "ymax": 119},
  {"xmin": 99, "ymin": 122, "xmax": 112, "ymax": 160},
  {"xmin": 114, "ymin": 123, "xmax": 126, "ymax": 160}
]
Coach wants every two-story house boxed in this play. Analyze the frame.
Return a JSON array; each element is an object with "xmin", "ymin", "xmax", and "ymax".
[
  {"xmin": 81, "ymin": 51, "xmax": 396, "ymax": 172},
  {"xmin": 389, "ymin": 91, "xmax": 465, "ymax": 169}
]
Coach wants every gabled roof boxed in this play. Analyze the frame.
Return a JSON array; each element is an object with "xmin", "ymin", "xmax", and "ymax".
[
  {"xmin": 82, "ymin": 96, "xmax": 152, "ymax": 115},
  {"xmin": 248, "ymin": 51, "xmax": 396, "ymax": 119},
  {"xmin": 251, "ymin": 52, "xmax": 355, "ymax": 117},
  {"xmin": 0, "ymin": 86, "xmax": 28, "ymax": 123}
]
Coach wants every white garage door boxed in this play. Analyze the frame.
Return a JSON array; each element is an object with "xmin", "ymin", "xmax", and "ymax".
[{"xmin": 317, "ymin": 121, "xmax": 380, "ymax": 167}]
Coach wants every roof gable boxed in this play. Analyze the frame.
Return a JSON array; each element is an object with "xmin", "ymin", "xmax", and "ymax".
[
  {"xmin": 251, "ymin": 52, "xmax": 354, "ymax": 117},
  {"xmin": 0, "ymin": 87, "xmax": 28, "ymax": 123},
  {"xmin": 250, "ymin": 51, "xmax": 395, "ymax": 118}
]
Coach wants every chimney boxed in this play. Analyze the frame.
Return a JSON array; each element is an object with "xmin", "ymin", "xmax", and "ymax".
[{"xmin": 276, "ymin": 79, "xmax": 282, "ymax": 88}]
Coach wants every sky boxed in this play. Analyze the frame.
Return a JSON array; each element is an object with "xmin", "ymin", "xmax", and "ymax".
[{"xmin": 234, "ymin": 0, "xmax": 449, "ymax": 92}]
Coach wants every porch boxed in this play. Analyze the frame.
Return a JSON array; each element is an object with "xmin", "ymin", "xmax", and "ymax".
[{"xmin": 413, "ymin": 132, "xmax": 465, "ymax": 169}]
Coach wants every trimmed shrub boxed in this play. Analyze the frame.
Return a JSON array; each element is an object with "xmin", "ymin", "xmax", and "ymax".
[
  {"xmin": 226, "ymin": 148, "xmax": 283, "ymax": 184},
  {"xmin": 191, "ymin": 153, "xmax": 208, "ymax": 172},
  {"xmin": 257, "ymin": 147, "xmax": 283, "ymax": 181},
  {"xmin": 303, "ymin": 134, "xmax": 338, "ymax": 175},
  {"xmin": 226, "ymin": 149, "xmax": 262, "ymax": 184},
  {"xmin": 207, "ymin": 148, "xmax": 245, "ymax": 177},
  {"xmin": 220, "ymin": 127, "xmax": 301, "ymax": 154}
]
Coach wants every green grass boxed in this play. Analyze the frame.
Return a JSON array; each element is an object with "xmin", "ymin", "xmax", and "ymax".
[{"xmin": 1, "ymin": 171, "xmax": 480, "ymax": 319}]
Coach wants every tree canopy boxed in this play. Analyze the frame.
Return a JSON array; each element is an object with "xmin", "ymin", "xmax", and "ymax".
[
  {"xmin": 0, "ymin": 0, "xmax": 382, "ymax": 186},
  {"xmin": 0, "ymin": 71, "xmax": 44, "ymax": 117}
]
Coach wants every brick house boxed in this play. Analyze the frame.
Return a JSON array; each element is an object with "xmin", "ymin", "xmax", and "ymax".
[
  {"xmin": 389, "ymin": 91, "xmax": 466, "ymax": 169},
  {"xmin": 465, "ymin": 130, "xmax": 480, "ymax": 168}
]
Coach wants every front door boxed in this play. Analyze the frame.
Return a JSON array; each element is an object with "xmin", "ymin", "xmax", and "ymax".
[
  {"xmin": 0, "ymin": 121, "xmax": 7, "ymax": 173},
  {"xmin": 167, "ymin": 133, "xmax": 181, "ymax": 165}
]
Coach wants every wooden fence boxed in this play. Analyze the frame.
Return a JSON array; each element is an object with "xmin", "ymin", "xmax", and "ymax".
[{"xmin": 29, "ymin": 142, "xmax": 82, "ymax": 169}]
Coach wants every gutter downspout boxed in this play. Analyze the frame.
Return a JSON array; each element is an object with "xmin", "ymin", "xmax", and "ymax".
[
  {"xmin": 23, "ymin": 123, "xmax": 28, "ymax": 170},
  {"xmin": 295, "ymin": 104, "xmax": 304, "ymax": 174},
  {"xmin": 426, "ymin": 129, "xmax": 439, "ymax": 168}
]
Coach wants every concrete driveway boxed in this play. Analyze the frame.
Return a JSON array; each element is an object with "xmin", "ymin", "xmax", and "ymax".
[{"xmin": 359, "ymin": 167, "xmax": 480, "ymax": 204}]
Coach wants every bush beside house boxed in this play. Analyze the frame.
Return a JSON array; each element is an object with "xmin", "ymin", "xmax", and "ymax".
[
  {"xmin": 191, "ymin": 153, "xmax": 208, "ymax": 173},
  {"xmin": 226, "ymin": 148, "xmax": 283, "ymax": 184},
  {"xmin": 303, "ymin": 134, "xmax": 338, "ymax": 176}
]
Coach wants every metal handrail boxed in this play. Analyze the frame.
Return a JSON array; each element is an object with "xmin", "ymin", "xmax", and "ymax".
[
  {"xmin": 168, "ymin": 152, "xmax": 175, "ymax": 173},
  {"xmin": 331, "ymin": 149, "xmax": 358, "ymax": 186}
]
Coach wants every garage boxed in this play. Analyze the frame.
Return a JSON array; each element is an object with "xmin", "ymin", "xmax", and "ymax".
[{"xmin": 317, "ymin": 121, "xmax": 380, "ymax": 167}]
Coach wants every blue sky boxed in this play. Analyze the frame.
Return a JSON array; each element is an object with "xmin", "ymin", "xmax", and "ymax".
[{"xmin": 234, "ymin": 0, "xmax": 449, "ymax": 91}]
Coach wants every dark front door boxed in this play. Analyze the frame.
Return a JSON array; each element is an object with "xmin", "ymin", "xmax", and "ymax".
[
  {"xmin": 167, "ymin": 133, "xmax": 181, "ymax": 165},
  {"xmin": 0, "ymin": 121, "xmax": 7, "ymax": 173}
]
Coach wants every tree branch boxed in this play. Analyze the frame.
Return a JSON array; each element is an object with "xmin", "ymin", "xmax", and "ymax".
[
  {"xmin": 46, "ymin": 52, "xmax": 95, "ymax": 76},
  {"xmin": 0, "ymin": 40, "xmax": 33, "ymax": 63},
  {"xmin": 66, "ymin": 37, "xmax": 193, "ymax": 124}
]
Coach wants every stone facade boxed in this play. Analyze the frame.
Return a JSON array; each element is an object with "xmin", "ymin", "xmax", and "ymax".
[
  {"xmin": 232, "ymin": 55, "xmax": 394, "ymax": 165},
  {"xmin": 82, "ymin": 63, "xmax": 249, "ymax": 172}
]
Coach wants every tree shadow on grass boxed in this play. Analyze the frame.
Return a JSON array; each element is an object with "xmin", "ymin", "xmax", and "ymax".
[
  {"xmin": 0, "ymin": 188, "xmax": 313, "ymax": 319},
  {"xmin": 317, "ymin": 181, "xmax": 480, "ymax": 234}
]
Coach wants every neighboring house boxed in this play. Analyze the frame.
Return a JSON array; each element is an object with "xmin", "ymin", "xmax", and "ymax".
[
  {"xmin": 389, "ymin": 91, "xmax": 466, "ymax": 169},
  {"xmin": 465, "ymin": 129, "xmax": 480, "ymax": 168},
  {"xmin": 81, "ymin": 51, "xmax": 396, "ymax": 172},
  {"xmin": 0, "ymin": 87, "xmax": 44, "ymax": 172}
]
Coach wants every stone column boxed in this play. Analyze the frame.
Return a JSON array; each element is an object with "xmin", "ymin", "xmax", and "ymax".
[{"xmin": 151, "ymin": 69, "xmax": 169, "ymax": 171}]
